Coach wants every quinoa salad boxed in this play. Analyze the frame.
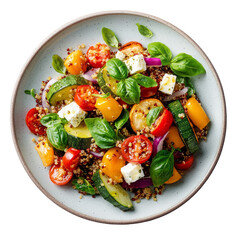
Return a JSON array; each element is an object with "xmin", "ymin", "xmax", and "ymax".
[{"xmin": 25, "ymin": 25, "xmax": 210, "ymax": 211}]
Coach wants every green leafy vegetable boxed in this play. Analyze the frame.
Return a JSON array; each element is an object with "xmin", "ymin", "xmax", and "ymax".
[
  {"xmin": 24, "ymin": 88, "xmax": 36, "ymax": 98},
  {"xmin": 106, "ymin": 58, "xmax": 129, "ymax": 80},
  {"xmin": 146, "ymin": 106, "xmax": 163, "ymax": 126},
  {"xmin": 136, "ymin": 23, "xmax": 153, "ymax": 38},
  {"xmin": 130, "ymin": 73, "xmax": 157, "ymax": 88},
  {"xmin": 102, "ymin": 27, "xmax": 119, "ymax": 48},
  {"xmin": 52, "ymin": 54, "xmax": 66, "ymax": 74},
  {"xmin": 170, "ymin": 53, "xmax": 206, "ymax": 77},
  {"xmin": 72, "ymin": 178, "xmax": 95, "ymax": 195},
  {"xmin": 92, "ymin": 92, "xmax": 110, "ymax": 98},
  {"xmin": 84, "ymin": 118, "xmax": 117, "ymax": 149},
  {"xmin": 117, "ymin": 78, "xmax": 140, "ymax": 105},
  {"xmin": 115, "ymin": 109, "xmax": 129, "ymax": 130},
  {"xmin": 47, "ymin": 124, "xmax": 68, "ymax": 151},
  {"xmin": 40, "ymin": 113, "xmax": 68, "ymax": 127},
  {"xmin": 150, "ymin": 149, "xmax": 175, "ymax": 187},
  {"xmin": 147, "ymin": 42, "xmax": 172, "ymax": 66}
]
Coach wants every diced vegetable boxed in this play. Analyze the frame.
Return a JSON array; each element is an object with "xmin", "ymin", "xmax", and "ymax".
[
  {"xmin": 129, "ymin": 98, "xmax": 164, "ymax": 132},
  {"xmin": 152, "ymin": 132, "xmax": 169, "ymax": 157},
  {"xmin": 47, "ymin": 75, "xmax": 88, "ymax": 106},
  {"xmin": 64, "ymin": 50, "xmax": 87, "ymax": 75},
  {"xmin": 185, "ymin": 97, "xmax": 210, "ymax": 130},
  {"xmin": 35, "ymin": 139, "xmax": 54, "ymax": 167},
  {"xmin": 101, "ymin": 147, "xmax": 125, "ymax": 183},
  {"xmin": 165, "ymin": 126, "xmax": 185, "ymax": 149},
  {"xmin": 119, "ymin": 41, "xmax": 144, "ymax": 56},
  {"xmin": 168, "ymin": 100, "xmax": 199, "ymax": 154},
  {"xmin": 95, "ymin": 96, "xmax": 122, "ymax": 122},
  {"xmin": 165, "ymin": 167, "xmax": 182, "ymax": 184},
  {"xmin": 64, "ymin": 121, "xmax": 92, "ymax": 150},
  {"xmin": 92, "ymin": 170, "xmax": 133, "ymax": 211},
  {"xmin": 144, "ymin": 57, "xmax": 161, "ymax": 67}
]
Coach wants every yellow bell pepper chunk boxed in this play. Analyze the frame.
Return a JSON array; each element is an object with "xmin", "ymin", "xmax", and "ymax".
[
  {"xmin": 165, "ymin": 167, "xmax": 182, "ymax": 184},
  {"xmin": 95, "ymin": 96, "xmax": 122, "ymax": 122},
  {"xmin": 35, "ymin": 139, "xmax": 54, "ymax": 167},
  {"xmin": 165, "ymin": 126, "xmax": 185, "ymax": 149},
  {"xmin": 185, "ymin": 97, "xmax": 210, "ymax": 130}
]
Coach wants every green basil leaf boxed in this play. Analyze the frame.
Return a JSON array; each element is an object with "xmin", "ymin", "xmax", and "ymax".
[
  {"xmin": 117, "ymin": 78, "xmax": 140, "ymax": 105},
  {"xmin": 170, "ymin": 53, "xmax": 206, "ymax": 77},
  {"xmin": 106, "ymin": 58, "xmax": 129, "ymax": 80},
  {"xmin": 47, "ymin": 124, "xmax": 68, "ymax": 151},
  {"xmin": 146, "ymin": 106, "xmax": 163, "ymax": 126},
  {"xmin": 72, "ymin": 178, "xmax": 95, "ymax": 195},
  {"xmin": 130, "ymin": 73, "xmax": 157, "ymax": 88},
  {"xmin": 40, "ymin": 113, "xmax": 68, "ymax": 127},
  {"xmin": 24, "ymin": 88, "xmax": 36, "ymax": 98},
  {"xmin": 136, "ymin": 23, "xmax": 153, "ymax": 38},
  {"xmin": 147, "ymin": 42, "xmax": 172, "ymax": 66},
  {"xmin": 92, "ymin": 92, "xmax": 110, "ymax": 98},
  {"xmin": 176, "ymin": 76, "xmax": 195, "ymax": 97},
  {"xmin": 116, "ymin": 129, "xmax": 125, "ymax": 140},
  {"xmin": 150, "ymin": 149, "xmax": 175, "ymax": 187},
  {"xmin": 115, "ymin": 109, "xmax": 129, "ymax": 130},
  {"xmin": 52, "ymin": 54, "xmax": 66, "ymax": 74},
  {"xmin": 102, "ymin": 27, "xmax": 119, "ymax": 48},
  {"xmin": 84, "ymin": 118, "xmax": 117, "ymax": 149}
]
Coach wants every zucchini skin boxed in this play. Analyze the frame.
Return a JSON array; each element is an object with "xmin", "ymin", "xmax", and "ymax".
[
  {"xmin": 92, "ymin": 171, "xmax": 134, "ymax": 211},
  {"xmin": 67, "ymin": 134, "xmax": 91, "ymax": 150},
  {"xmin": 97, "ymin": 67, "xmax": 118, "ymax": 97},
  {"xmin": 168, "ymin": 100, "xmax": 199, "ymax": 154}
]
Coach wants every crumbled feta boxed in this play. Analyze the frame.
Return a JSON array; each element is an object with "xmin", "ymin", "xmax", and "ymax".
[
  {"xmin": 58, "ymin": 101, "xmax": 86, "ymax": 128},
  {"xmin": 124, "ymin": 54, "xmax": 146, "ymax": 75},
  {"xmin": 115, "ymin": 51, "xmax": 126, "ymax": 61},
  {"xmin": 159, "ymin": 73, "xmax": 177, "ymax": 95},
  {"xmin": 121, "ymin": 163, "xmax": 144, "ymax": 185}
]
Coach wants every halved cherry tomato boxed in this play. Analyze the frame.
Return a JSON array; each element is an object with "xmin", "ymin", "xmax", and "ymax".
[
  {"xmin": 140, "ymin": 86, "xmax": 158, "ymax": 98},
  {"xmin": 121, "ymin": 135, "xmax": 152, "ymax": 164},
  {"xmin": 64, "ymin": 50, "xmax": 87, "ymax": 75},
  {"xmin": 150, "ymin": 108, "xmax": 173, "ymax": 137},
  {"xmin": 175, "ymin": 155, "xmax": 194, "ymax": 170},
  {"xmin": 49, "ymin": 159, "xmax": 73, "ymax": 185},
  {"xmin": 25, "ymin": 108, "xmax": 46, "ymax": 136},
  {"xmin": 86, "ymin": 43, "xmax": 110, "ymax": 68},
  {"xmin": 74, "ymin": 85, "xmax": 99, "ymax": 111},
  {"xmin": 62, "ymin": 147, "xmax": 80, "ymax": 171}
]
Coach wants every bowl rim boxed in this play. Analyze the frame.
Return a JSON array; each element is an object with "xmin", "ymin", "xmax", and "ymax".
[{"xmin": 10, "ymin": 10, "xmax": 227, "ymax": 224}]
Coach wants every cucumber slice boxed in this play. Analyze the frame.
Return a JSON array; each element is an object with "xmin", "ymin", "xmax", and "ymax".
[
  {"xmin": 168, "ymin": 100, "xmax": 199, "ymax": 154},
  {"xmin": 47, "ymin": 75, "xmax": 88, "ymax": 106},
  {"xmin": 97, "ymin": 66, "xmax": 118, "ymax": 96},
  {"xmin": 64, "ymin": 121, "xmax": 92, "ymax": 150},
  {"xmin": 93, "ymin": 170, "xmax": 134, "ymax": 211}
]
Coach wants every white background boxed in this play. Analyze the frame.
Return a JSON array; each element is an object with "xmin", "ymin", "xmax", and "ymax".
[{"xmin": 1, "ymin": 0, "xmax": 239, "ymax": 239}]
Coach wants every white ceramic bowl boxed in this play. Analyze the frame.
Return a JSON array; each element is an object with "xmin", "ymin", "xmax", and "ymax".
[{"xmin": 11, "ymin": 11, "xmax": 226, "ymax": 224}]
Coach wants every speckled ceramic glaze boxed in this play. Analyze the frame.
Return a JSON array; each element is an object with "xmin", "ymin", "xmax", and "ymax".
[{"xmin": 11, "ymin": 11, "xmax": 226, "ymax": 224}]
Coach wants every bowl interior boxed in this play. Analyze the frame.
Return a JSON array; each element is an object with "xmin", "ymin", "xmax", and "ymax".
[{"xmin": 12, "ymin": 12, "xmax": 226, "ymax": 224}]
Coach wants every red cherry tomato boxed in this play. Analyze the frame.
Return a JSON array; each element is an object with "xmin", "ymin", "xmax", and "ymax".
[
  {"xmin": 117, "ymin": 98, "xmax": 129, "ymax": 109},
  {"xmin": 25, "ymin": 108, "xmax": 46, "ymax": 136},
  {"xmin": 49, "ymin": 159, "xmax": 73, "ymax": 185},
  {"xmin": 74, "ymin": 85, "xmax": 99, "ymax": 111},
  {"xmin": 150, "ymin": 108, "xmax": 173, "ymax": 137},
  {"xmin": 62, "ymin": 148, "xmax": 80, "ymax": 171},
  {"xmin": 140, "ymin": 86, "xmax": 158, "ymax": 98},
  {"xmin": 86, "ymin": 43, "xmax": 110, "ymax": 68},
  {"xmin": 175, "ymin": 155, "xmax": 194, "ymax": 170},
  {"xmin": 121, "ymin": 135, "xmax": 152, "ymax": 164}
]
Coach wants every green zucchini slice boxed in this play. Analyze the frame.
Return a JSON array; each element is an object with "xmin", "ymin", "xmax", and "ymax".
[
  {"xmin": 92, "ymin": 170, "xmax": 134, "ymax": 211},
  {"xmin": 97, "ymin": 66, "xmax": 118, "ymax": 96},
  {"xmin": 47, "ymin": 75, "xmax": 88, "ymax": 106},
  {"xmin": 64, "ymin": 121, "xmax": 92, "ymax": 150},
  {"xmin": 168, "ymin": 100, "xmax": 199, "ymax": 154}
]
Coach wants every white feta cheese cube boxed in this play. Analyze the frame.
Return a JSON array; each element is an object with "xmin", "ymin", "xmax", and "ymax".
[
  {"xmin": 115, "ymin": 51, "xmax": 126, "ymax": 61},
  {"xmin": 121, "ymin": 163, "xmax": 144, "ymax": 185},
  {"xmin": 58, "ymin": 101, "xmax": 86, "ymax": 128},
  {"xmin": 159, "ymin": 73, "xmax": 177, "ymax": 95},
  {"xmin": 124, "ymin": 54, "xmax": 146, "ymax": 75}
]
